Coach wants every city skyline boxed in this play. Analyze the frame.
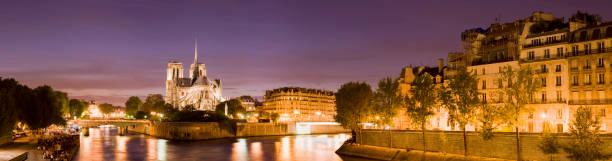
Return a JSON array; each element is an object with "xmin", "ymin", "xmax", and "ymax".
[{"xmin": 3, "ymin": 0, "xmax": 612, "ymax": 105}]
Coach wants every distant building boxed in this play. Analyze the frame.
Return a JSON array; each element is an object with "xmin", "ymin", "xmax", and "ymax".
[
  {"xmin": 396, "ymin": 61, "xmax": 446, "ymax": 130},
  {"xmin": 237, "ymin": 95, "xmax": 259, "ymax": 112},
  {"xmin": 165, "ymin": 39, "xmax": 223, "ymax": 111},
  {"xmin": 263, "ymin": 87, "xmax": 335, "ymax": 122}
]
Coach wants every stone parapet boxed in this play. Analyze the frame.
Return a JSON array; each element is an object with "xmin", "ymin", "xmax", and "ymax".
[{"xmin": 357, "ymin": 130, "xmax": 612, "ymax": 161}]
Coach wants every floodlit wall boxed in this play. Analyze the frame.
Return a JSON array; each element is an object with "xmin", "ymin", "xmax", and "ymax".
[
  {"xmin": 357, "ymin": 130, "xmax": 612, "ymax": 161},
  {"xmin": 128, "ymin": 122, "xmax": 348, "ymax": 140}
]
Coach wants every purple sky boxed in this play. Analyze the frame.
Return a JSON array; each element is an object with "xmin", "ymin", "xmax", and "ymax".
[{"xmin": 2, "ymin": 0, "xmax": 612, "ymax": 106}]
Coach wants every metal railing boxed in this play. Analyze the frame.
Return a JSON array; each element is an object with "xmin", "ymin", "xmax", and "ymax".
[
  {"xmin": 569, "ymin": 99, "xmax": 612, "ymax": 105},
  {"xmin": 523, "ymin": 39, "xmax": 568, "ymax": 48}
]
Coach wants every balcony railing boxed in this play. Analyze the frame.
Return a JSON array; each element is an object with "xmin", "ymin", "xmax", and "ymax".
[
  {"xmin": 569, "ymin": 47, "xmax": 612, "ymax": 57},
  {"xmin": 569, "ymin": 99, "xmax": 612, "ymax": 105},
  {"xmin": 529, "ymin": 99, "xmax": 567, "ymax": 104},
  {"xmin": 521, "ymin": 55, "xmax": 565, "ymax": 62},
  {"xmin": 523, "ymin": 39, "xmax": 568, "ymax": 48}
]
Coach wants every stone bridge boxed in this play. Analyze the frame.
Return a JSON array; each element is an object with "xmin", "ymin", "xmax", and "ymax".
[{"xmin": 69, "ymin": 119, "xmax": 150, "ymax": 136}]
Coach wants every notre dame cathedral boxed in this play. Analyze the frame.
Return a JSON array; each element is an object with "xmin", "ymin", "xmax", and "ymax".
[{"xmin": 165, "ymin": 39, "xmax": 223, "ymax": 111}]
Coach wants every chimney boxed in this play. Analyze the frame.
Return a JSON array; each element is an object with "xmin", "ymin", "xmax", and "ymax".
[{"xmin": 438, "ymin": 58, "xmax": 444, "ymax": 73}]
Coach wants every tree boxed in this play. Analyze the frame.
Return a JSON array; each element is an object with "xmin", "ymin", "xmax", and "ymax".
[
  {"xmin": 215, "ymin": 99, "xmax": 246, "ymax": 118},
  {"xmin": 570, "ymin": 11, "xmax": 602, "ymax": 26},
  {"xmin": 373, "ymin": 77, "xmax": 403, "ymax": 127},
  {"xmin": 498, "ymin": 65, "xmax": 538, "ymax": 160},
  {"xmin": 335, "ymin": 82, "xmax": 374, "ymax": 143},
  {"xmin": 68, "ymin": 99, "xmax": 89, "ymax": 119},
  {"xmin": 0, "ymin": 78, "xmax": 20, "ymax": 137},
  {"xmin": 270, "ymin": 113, "xmax": 280, "ymax": 123},
  {"xmin": 438, "ymin": 67, "xmax": 479, "ymax": 156},
  {"xmin": 125, "ymin": 96, "xmax": 143, "ymax": 117},
  {"xmin": 23, "ymin": 86, "xmax": 66, "ymax": 129},
  {"xmin": 406, "ymin": 73, "xmax": 437, "ymax": 151},
  {"xmin": 373, "ymin": 77, "xmax": 403, "ymax": 147},
  {"xmin": 538, "ymin": 123, "xmax": 559, "ymax": 161},
  {"xmin": 141, "ymin": 94, "xmax": 165, "ymax": 112},
  {"xmin": 563, "ymin": 106, "xmax": 611, "ymax": 161},
  {"xmin": 54, "ymin": 91, "xmax": 69, "ymax": 117},
  {"xmin": 98, "ymin": 103, "xmax": 115, "ymax": 117}
]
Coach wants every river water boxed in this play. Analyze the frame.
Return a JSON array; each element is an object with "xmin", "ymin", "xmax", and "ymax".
[{"xmin": 73, "ymin": 126, "xmax": 373, "ymax": 161}]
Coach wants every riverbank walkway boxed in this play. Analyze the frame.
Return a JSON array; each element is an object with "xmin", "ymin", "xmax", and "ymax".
[{"xmin": 0, "ymin": 137, "xmax": 45, "ymax": 161}]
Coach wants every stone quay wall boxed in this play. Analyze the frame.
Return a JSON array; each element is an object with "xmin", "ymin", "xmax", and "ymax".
[
  {"xmin": 236, "ymin": 123, "xmax": 288, "ymax": 137},
  {"xmin": 127, "ymin": 122, "xmax": 313, "ymax": 140},
  {"xmin": 0, "ymin": 136, "xmax": 12, "ymax": 146},
  {"xmin": 311, "ymin": 125, "xmax": 350, "ymax": 134},
  {"xmin": 357, "ymin": 130, "xmax": 612, "ymax": 161}
]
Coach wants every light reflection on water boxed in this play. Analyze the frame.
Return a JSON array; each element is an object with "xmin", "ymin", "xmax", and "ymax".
[{"xmin": 74, "ymin": 127, "xmax": 374, "ymax": 161}]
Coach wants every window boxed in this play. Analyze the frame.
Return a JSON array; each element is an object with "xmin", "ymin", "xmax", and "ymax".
[
  {"xmin": 541, "ymin": 92, "xmax": 547, "ymax": 102},
  {"xmin": 573, "ymin": 76, "xmax": 579, "ymax": 86},
  {"xmin": 580, "ymin": 31, "xmax": 587, "ymax": 41},
  {"xmin": 598, "ymin": 73, "xmax": 605, "ymax": 84},
  {"xmin": 482, "ymin": 68, "xmax": 485, "ymax": 75},
  {"xmin": 541, "ymin": 65, "xmax": 547, "ymax": 73},
  {"xmin": 482, "ymin": 93, "xmax": 487, "ymax": 102},
  {"xmin": 585, "ymin": 74, "xmax": 592, "ymax": 85},
  {"xmin": 585, "ymin": 43, "xmax": 592, "ymax": 54},
  {"xmin": 601, "ymin": 108, "xmax": 606, "ymax": 117},
  {"xmin": 598, "ymin": 42, "xmax": 605, "ymax": 53},
  {"xmin": 528, "ymin": 51, "xmax": 535, "ymax": 60},
  {"xmin": 546, "ymin": 36, "xmax": 555, "ymax": 43},
  {"xmin": 556, "ymin": 91, "xmax": 563, "ymax": 102},
  {"xmin": 482, "ymin": 80, "xmax": 487, "ymax": 89},
  {"xmin": 542, "ymin": 77, "xmax": 547, "ymax": 87},
  {"xmin": 557, "ymin": 47, "xmax": 564, "ymax": 57},
  {"xmin": 585, "ymin": 60, "xmax": 591, "ymax": 69},
  {"xmin": 598, "ymin": 58, "xmax": 604, "ymax": 67},
  {"xmin": 593, "ymin": 29, "xmax": 601, "ymax": 39},
  {"xmin": 544, "ymin": 49, "xmax": 550, "ymax": 58},
  {"xmin": 555, "ymin": 64, "xmax": 561, "ymax": 72},
  {"xmin": 572, "ymin": 45, "xmax": 579, "ymax": 56},
  {"xmin": 532, "ymin": 39, "xmax": 542, "ymax": 45},
  {"xmin": 556, "ymin": 76, "xmax": 562, "ymax": 86},
  {"xmin": 498, "ymin": 80, "xmax": 503, "ymax": 88}
]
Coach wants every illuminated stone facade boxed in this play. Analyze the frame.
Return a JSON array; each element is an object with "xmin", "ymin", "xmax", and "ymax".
[
  {"xmin": 165, "ymin": 41, "xmax": 223, "ymax": 111},
  {"xmin": 263, "ymin": 87, "xmax": 335, "ymax": 122},
  {"xmin": 395, "ymin": 12, "xmax": 612, "ymax": 133}
]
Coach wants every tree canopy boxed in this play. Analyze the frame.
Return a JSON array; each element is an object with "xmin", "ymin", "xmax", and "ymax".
[
  {"xmin": 0, "ymin": 78, "xmax": 22, "ymax": 137},
  {"xmin": 98, "ymin": 103, "xmax": 115, "ymax": 116},
  {"xmin": 372, "ymin": 77, "xmax": 403, "ymax": 127},
  {"xmin": 335, "ymin": 81, "xmax": 373, "ymax": 131},
  {"xmin": 68, "ymin": 99, "xmax": 89, "ymax": 119},
  {"xmin": 215, "ymin": 99, "xmax": 246, "ymax": 118},
  {"xmin": 563, "ymin": 107, "xmax": 611, "ymax": 161},
  {"xmin": 498, "ymin": 65, "xmax": 538, "ymax": 160},
  {"xmin": 125, "ymin": 96, "xmax": 143, "ymax": 117},
  {"xmin": 141, "ymin": 94, "xmax": 166, "ymax": 113}
]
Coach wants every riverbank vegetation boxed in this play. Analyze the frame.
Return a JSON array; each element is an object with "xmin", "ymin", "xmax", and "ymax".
[{"xmin": 0, "ymin": 77, "xmax": 77, "ymax": 137}]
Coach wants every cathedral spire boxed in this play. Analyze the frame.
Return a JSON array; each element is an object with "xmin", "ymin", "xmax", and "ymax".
[
  {"xmin": 194, "ymin": 35, "xmax": 198, "ymax": 66},
  {"xmin": 191, "ymin": 35, "xmax": 200, "ymax": 80}
]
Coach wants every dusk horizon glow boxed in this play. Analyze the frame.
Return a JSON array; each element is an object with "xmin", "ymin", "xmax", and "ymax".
[{"xmin": 2, "ymin": 0, "xmax": 612, "ymax": 105}]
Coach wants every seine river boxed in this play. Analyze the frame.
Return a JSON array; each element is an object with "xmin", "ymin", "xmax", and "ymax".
[{"xmin": 73, "ymin": 127, "xmax": 372, "ymax": 161}]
